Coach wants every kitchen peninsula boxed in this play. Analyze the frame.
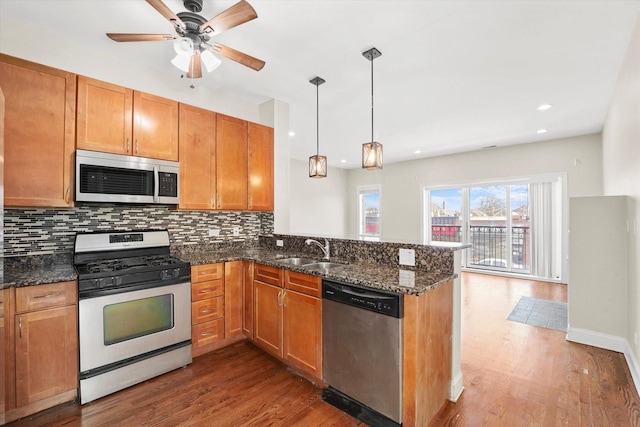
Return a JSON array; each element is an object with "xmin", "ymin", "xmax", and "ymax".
[{"xmin": 3, "ymin": 233, "xmax": 465, "ymax": 426}]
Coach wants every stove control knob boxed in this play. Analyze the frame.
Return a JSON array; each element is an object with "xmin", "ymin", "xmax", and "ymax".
[
  {"xmin": 173, "ymin": 268, "xmax": 180, "ymax": 278},
  {"xmin": 160, "ymin": 270, "xmax": 169, "ymax": 280}
]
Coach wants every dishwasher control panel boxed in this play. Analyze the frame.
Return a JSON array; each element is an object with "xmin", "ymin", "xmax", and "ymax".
[{"xmin": 322, "ymin": 280, "xmax": 403, "ymax": 318}]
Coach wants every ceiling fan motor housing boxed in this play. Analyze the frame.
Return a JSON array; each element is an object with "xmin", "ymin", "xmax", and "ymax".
[{"xmin": 183, "ymin": 0, "xmax": 203, "ymax": 13}]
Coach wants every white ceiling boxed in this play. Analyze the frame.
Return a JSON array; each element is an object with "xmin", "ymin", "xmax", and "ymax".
[{"xmin": 2, "ymin": 0, "xmax": 639, "ymax": 168}]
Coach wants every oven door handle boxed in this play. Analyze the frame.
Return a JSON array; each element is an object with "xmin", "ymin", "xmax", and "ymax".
[{"xmin": 153, "ymin": 165, "xmax": 160, "ymax": 203}]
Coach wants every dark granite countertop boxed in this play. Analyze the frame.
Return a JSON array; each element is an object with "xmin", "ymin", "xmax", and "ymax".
[
  {"xmin": 176, "ymin": 248, "xmax": 455, "ymax": 296},
  {"xmin": 3, "ymin": 253, "xmax": 77, "ymax": 288},
  {"xmin": 3, "ymin": 248, "xmax": 456, "ymax": 296}
]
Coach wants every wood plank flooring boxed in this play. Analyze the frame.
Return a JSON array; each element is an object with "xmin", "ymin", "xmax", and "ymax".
[
  {"xmin": 433, "ymin": 273, "xmax": 640, "ymax": 426},
  {"xmin": 6, "ymin": 273, "xmax": 640, "ymax": 426}
]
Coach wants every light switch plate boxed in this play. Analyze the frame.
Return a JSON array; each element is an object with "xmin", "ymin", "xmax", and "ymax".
[
  {"xmin": 276, "ymin": 240, "xmax": 284, "ymax": 247},
  {"xmin": 233, "ymin": 226, "xmax": 240, "ymax": 236},
  {"xmin": 399, "ymin": 248, "xmax": 416, "ymax": 266},
  {"xmin": 208, "ymin": 229, "xmax": 220, "ymax": 237}
]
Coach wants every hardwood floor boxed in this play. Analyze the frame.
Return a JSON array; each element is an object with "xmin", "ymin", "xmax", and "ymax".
[
  {"xmin": 6, "ymin": 273, "xmax": 640, "ymax": 426},
  {"xmin": 434, "ymin": 272, "xmax": 640, "ymax": 426}
]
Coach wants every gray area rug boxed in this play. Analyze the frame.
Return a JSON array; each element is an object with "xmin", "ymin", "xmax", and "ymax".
[{"xmin": 507, "ymin": 296, "xmax": 567, "ymax": 332}]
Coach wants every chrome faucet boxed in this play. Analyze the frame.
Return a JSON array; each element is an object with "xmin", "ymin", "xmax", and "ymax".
[{"xmin": 305, "ymin": 238, "xmax": 330, "ymax": 260}]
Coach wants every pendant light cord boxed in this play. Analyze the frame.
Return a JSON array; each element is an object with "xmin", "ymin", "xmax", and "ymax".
[
  {"xmin": 370, "ymin": 54, "xmax": 374, "ymax": 142},
  {"xmin": 316, "ymin": 80, "xmax": 320, "ymax": 156}
]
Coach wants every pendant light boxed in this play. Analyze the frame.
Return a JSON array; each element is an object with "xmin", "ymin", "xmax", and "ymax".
[
  {"xmin": 309, "ymin": 76, "xmax": 327, "ymax": 178},
  {"xmin": 362, "ymin": 47, "xmax": 383, "ymax": 170}
]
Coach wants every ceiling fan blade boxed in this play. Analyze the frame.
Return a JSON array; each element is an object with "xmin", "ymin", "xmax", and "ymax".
[
  {"xmin": 107, "ymin": 33, "xmax": 175, "ymax": 42},
  {"xmin": 200, "ymin": 0, "xmax": 257, "ymax": 34},
  {"xmin": 187, "ymin": 52, "xmax": 203, "ymax": 79},
  {"xmin": 208, "ymin": 43, "xmax": 265, "ymax": 71},
  {"xmin": 146, "ymin": 0, "xmax": 185, "ymax": 29}
]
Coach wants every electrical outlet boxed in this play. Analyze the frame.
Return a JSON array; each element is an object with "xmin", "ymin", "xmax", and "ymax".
[
  {"xmin": 208, "ymin": 229, "xmax": 220, "ymax": 237},
  {"xmin": 276, "ymin": 239, "xmax": 284, "ymax": 247},
  {"xmin": 399, "ymin": 248, "xmax": 416, "ymax": 266},
  {"xmin": 233, "ymin": 226, "xmax": 240, "ymax": 237}
]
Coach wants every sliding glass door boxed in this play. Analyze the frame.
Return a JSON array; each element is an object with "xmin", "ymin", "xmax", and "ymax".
[{"xmin": 425, "ymin": 178, "xmax": 561, "ymax": 279}]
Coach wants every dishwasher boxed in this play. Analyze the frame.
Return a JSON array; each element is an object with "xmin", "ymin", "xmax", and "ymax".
[{"xmin": 322, "ymin": 279, "xmax": 403, "ymax": 427}]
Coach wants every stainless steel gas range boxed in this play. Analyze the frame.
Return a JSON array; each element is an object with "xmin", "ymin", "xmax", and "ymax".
[{"xmin": 74, "ymin": 229, "xmax": 192, "ymax": 404}]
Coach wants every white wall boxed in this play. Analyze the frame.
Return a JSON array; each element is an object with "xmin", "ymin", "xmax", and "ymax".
[
  {"xmin": 346, "ymin": 133, "xmax": 603, "ymax": 242},
  {"xmin": 289, "ymin": 159, "xmax": 348, "ymax": 237},
  {"xmin": 602, "ymin": 16, "xmax": 640, "ymax": 362}
]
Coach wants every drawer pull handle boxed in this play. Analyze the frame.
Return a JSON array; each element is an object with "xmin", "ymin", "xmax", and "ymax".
[
  {"xmin": 33, "ymin": 292, "xmax": 62, "ymax": 299},
  {"xmin": 198, "ymin": 288, "xmax": 216, "ymax": 293},
  {"xmin": 199, "ymin": 270, "xmax": 215, "ymax": 275},
  {"xmin": 19, "ymin": 317, "xmax": 22, "ymax": 339},
  {"xmin": 199, "ymin": 309, "xmax": 215, "ymax": 314},
  {"xmin": 200, "ymin": 332, "xmax": 214, "ymax": 337}
]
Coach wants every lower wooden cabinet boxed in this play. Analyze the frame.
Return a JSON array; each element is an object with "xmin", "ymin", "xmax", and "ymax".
[
  {"xmin": 191, "ymin": 261, "xmax": 245, "ymax": 357},
  {"xmin": 5, "ymin": 281, "xmax": 78, "ymax": 424},
  {"xmin": 252, "ymin": 265, "xmax": 323, "ymax": 380}
]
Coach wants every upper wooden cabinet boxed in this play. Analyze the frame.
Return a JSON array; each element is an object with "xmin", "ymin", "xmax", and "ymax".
[
  {"xmin": 76, "ymin": 77, "xmax": 133, "ymax": 155},
  {"xmin": 178, "ymin": 104, "xmax": 216, "ymax": 210},
  {"xmin": 216, "ymin": 114, "xmax": 248, "ymax": 210},
  {"xmin": 0, "ymin": 54, "xmax": 75, "ymax": 208},
  {"xmin": 248, "ymin": 122, "xmax": 274, "ymax": 211},
  {"xmin": 77, "ymin": 76, "xmax": 178, "ymax": 161}
]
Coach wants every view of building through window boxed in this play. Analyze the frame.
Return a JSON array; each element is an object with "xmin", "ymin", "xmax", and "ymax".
[
  {"xmin": 429, "ymin": 185, "xmax": 531, "ymax": 274},
  {"xmin": 359, "ymin": 185, "xmax": 380, "ymax": 240}
]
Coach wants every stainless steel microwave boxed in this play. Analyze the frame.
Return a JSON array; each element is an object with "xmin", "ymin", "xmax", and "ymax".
[{"xmin": 75, "ymin": 149, "xmax": 179, "ymax": 204}]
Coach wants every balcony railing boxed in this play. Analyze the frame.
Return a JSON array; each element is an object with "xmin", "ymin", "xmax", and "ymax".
[{"xmin": 431, "ymin": 224, "xmax": 530, "ymax": 271}]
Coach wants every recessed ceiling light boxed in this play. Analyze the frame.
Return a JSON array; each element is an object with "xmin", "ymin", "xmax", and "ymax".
[
  {"xmin": 340, "ymin": 159, "xmax": 347, "ymax": 163},
  {"xmin": 537, "ymin": 104, "xmax": 552, "ymax": 111},
  {"xmin": 483, "ymin": 145, "xmax": 497, "ymax": 149},
  {"xmin": 537, "ymin": 128, "xmax": 548, "ymax": 134},
  {"xmin": 288, "ymin": 131, "xmax": 295, "ymax": 137},
  {"xmin": 414, "ymin": 150, "xmax": 421, "ymax": 154}
]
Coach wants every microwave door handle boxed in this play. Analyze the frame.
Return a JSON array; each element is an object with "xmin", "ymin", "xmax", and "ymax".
[{"xmin": 153, "ymin": 165, "xmax": 160, "ymax": 203}]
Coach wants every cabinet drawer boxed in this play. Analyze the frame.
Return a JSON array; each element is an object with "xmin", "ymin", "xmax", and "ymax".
[
  {"xmin": 254, "ymin": 264, "xmax": 282, "ymax": 287},
  {"xmin": 192, "ymin": 318, "xmax": 225, "ymax": 348},
  {"xmin": 191, "ymin": 279, "xmax": 224, "ymax": 302},
  {"xmin": 16, "ymin": 281, "xmax": 77, "ymax": 313},
  {"xmin": 285, "ymin": 271, "xmax": 322, "ymax": 298},
  {"xmin": 192, "ymin": 297, "xmax": 224, "ymax": 324},
  {"xmin": 192, "ymin": 263, "xmax": 224, "ymax": 283}
]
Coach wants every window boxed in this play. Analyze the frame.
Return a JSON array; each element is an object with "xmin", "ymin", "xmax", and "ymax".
[
  {"xmin": 358, "ymin": 185, "xmax": 381, "ymax": 240},
  {"xmin": 423, "ymin": 175, "xmax": 564, "ymax": 281}
]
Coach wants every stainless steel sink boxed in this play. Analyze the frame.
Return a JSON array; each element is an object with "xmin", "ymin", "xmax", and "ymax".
[
  {"xmin": 276, "ymin": 257, "xmax": 319, "ymax": 266},
  {"xmin": 303, "ymin": 262, "xmax": 345, "ymax": 270}
]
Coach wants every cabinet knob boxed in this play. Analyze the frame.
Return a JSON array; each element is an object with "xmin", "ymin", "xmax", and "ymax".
[
  {"xmin": 18, "ymin": 316, "xmax": 22, "ymax": 339},
  {"xmin": 135, "ymin": 138, "xmax": 139, "ymax": 154},
  {"xmin": 64, "ymin": 187, "xmax": 71, "ymax": 203},
  {"xmin": 126, "ymin": 137, "xmax": 130, "ymax": 152}
]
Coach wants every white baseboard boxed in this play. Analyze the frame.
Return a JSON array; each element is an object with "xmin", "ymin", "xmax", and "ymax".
[
  {"xmin": 449, "ymin": 372, "xmax": 464, "ymax": 402},
  {"xmin": 566, "ymin": 327, "xmax": 640, "ymax": 397}
]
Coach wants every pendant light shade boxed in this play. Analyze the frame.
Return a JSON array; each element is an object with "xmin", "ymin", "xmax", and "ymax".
[
  {"xmin": 362, "ymin": 47, "xmax": 383, "ymax": 170},
  {"xmin": 309, "ymin": 76, "xmax": 327, "ymax": 178}
]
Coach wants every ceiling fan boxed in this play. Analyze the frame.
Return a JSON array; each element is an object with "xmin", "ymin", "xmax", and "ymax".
[{"xmin": 107, "ymin": 0, "xmax": 265, "ymax": 78}]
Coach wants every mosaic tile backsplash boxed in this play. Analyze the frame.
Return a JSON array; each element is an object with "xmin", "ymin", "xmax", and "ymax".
[{"xmin": 4, "ymin": 206, "xmax": 274, "ymax": 257}]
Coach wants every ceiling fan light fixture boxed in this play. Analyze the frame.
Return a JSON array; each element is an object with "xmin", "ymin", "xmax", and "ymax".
[
  {"xmin": 173, "ymin": 37, "xmax": 194, "ymax": 56},
  {"xmin": 309, "ymin": 76, "xmax": 327, "ymax": 178},
  {"xmin": 362, "ymin": 47, "xmax": 383, "ymax": 170},
  {"xmin": 201, "ymin": 49, "xmax": 221, "ymax": 72},
  {"xmin": 171, "ymin": 52, "xmax": 192, "ymax": 72}
]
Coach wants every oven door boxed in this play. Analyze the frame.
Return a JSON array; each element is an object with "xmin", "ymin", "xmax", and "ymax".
[{"xmin": 79, "ymin": 281, "xmax": 191, "ymax": 373}]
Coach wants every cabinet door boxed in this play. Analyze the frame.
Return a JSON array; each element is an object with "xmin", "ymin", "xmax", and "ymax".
[
  {"xmin": 15, "ymin": 305, "xmax": 78, "ymax": 407},
  {"xmin": 242, "ymin": 262, "xmax": 254, "ymax": 339},
  {"xmin": 179, "ymin": 104, "xmax": 216, "ymax": 209},
  {"xmin": 248, "ymin": 122, "xmax": 274, "ymax": 211},
  {"xmin": 133, "ymin": 91, "xmax": 179, "ymax": 161},
  {"xmin": 76, "ymin": 76, "xmax": 133, "ymax": 155},
  {"xmin": 0, "ymin": 54, "xmax": 75, "ymax": 207},
  {"xmin": 225, "ymin": 261, "xmax": 243, "ymax": 338},
  {"xmin": 216, "ymin": 114, "xmax": 248, "ymax": 210},
  {"xmin": 283, "ymin": 290, "xmax": 322, "ymax": 379},
  {"xmin": 254, "ymin": 281, "xmax": 283, "ymax": 358}
]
